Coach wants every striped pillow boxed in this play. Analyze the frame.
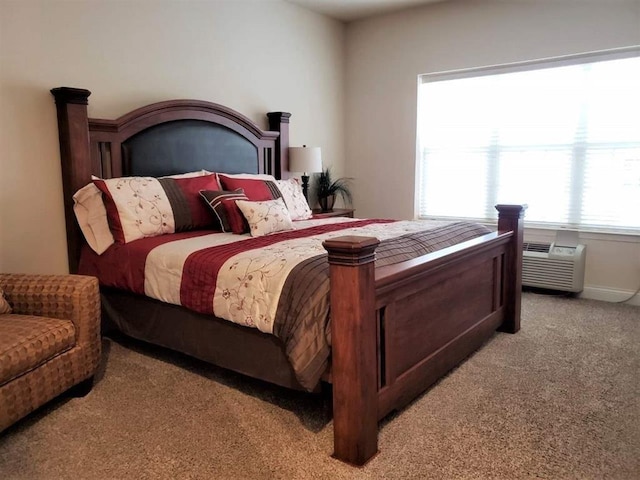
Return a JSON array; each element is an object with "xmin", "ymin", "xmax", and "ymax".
[
  {"xmin": 200, "ymin": 189, "xmax": 249, "ymax": 233},
  {"xmin": 94, "ymin": 173, "xmax": 220, "ymax": 243}
]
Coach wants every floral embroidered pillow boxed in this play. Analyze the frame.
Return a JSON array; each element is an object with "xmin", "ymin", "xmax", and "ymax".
[
  {"xmin": 236, "ymin": 198, "xmax": 294, "ymax": 237},
  {"xmin": 0, "ymin": 288, "xmax": 12, "ymax": 314},
  {"xmin": 77, "ymin": 171, "xmax": 212, "ymax": 252},
  {"xmin": 93, "ymin": 173, "xmax": 220, "ymax": 243},
  {"xmin": 275, "ymin": 178, "xmax": 312, "ymax": 220}
]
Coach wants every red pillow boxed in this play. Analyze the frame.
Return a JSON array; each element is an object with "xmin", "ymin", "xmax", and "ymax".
[{"xmin": 218, "ymin": 175, "xmax": 281, "ymax": 201}]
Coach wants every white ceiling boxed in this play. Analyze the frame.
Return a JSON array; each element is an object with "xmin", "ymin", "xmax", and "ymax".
[{"xmin": 286, "ymin": 0, "xmax": 447, "ymax": 22}]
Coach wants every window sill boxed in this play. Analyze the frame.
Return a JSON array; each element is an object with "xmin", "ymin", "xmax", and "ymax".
[
  {"xmin": 417, "ymin": 216, "xmax": 640, "ymax": 244},
  {"xmin": 520, "ymin": 225, "xmax": 640, "ymax": 244}
]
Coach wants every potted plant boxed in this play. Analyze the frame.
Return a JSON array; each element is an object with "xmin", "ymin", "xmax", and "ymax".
[{"xmin": 315, "ymin": 167, "xmax": 353, "ymax": 212}]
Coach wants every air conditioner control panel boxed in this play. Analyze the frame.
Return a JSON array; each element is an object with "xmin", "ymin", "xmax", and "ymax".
[
  {"xmin": 551, "ymin": 246, "xmax": 576, "ymax": 256},
  {"xmin": 549, "ymin": 243, "xmax": 586, "ymax": 260}
]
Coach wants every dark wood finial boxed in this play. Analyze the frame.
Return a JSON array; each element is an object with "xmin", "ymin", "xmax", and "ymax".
[
  {"xmin": 51, "ymin": 87, "xmax": 91, "ymax": 105},
  {"xmin": 323, "ymin": 236, "xmax": 380, "ymax": 266}
]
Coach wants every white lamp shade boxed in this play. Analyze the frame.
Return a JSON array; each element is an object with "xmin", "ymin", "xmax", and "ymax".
[{"xmin": 289, "ymin": 146, "xmax": 322, "ymax": 173}]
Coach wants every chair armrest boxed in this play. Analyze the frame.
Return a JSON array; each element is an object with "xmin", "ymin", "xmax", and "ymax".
[{"xmin": 0, "ymin": 274, "xmax": 100, "ymax": 347}]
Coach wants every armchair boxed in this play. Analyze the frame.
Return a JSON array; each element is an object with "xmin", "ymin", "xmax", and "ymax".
[{"xmin": 0, "ymin": 274, "xmax": 101, "ymax": 432}]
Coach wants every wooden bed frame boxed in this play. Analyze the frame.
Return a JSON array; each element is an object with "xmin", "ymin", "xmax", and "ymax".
[{"xmin": 51, "ymin": 87, "xmax": 525, "ymax": 466}]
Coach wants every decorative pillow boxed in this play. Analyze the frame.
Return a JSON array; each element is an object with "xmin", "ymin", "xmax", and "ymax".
[
  {"xmin": 73, "ymin": 183, "xmax": 115, "ymax": 254},
  {"xmin": 94, "ymin": 173, "xmax": 220, "ymax": 243},
  {"xmin": 199, "ymin": 189, "xmax": 249, "ymax": 233},
  {"xmin": 0, "ymin": 288, "xmax": 12, "ymax": 314},
  {"xmin": 236, "ymin": 198, "xmax": 294, "ymax": 237},
  {"xmin": 218, "ymin": 174, "xmax": 282, "ymax": 202},
  {"xmin": 275, "ymin": 178, "xmax": 312, "ymax": 220}
]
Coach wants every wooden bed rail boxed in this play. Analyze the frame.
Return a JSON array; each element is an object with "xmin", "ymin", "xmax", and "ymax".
[{"xmin": 323, "ymin": 205, "xmax": 525, "ymax": 466}]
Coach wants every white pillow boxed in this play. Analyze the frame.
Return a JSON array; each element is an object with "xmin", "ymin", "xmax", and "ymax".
[
  {"xmin": 217, "ymin": 172, "xmax": 277, "ymax": 182},
  {"xmin": 163, "ymin": 170, "xmax": 210, "ymax": 179},
  {"xmin": 73, "ymin": 183, "xmax": 115, "ymax": 255},
  {"xmin": 275, "ymin": 178, "xmax": 312, "ymax": 220},
  {"xmin": 236, "ymin": 198, "xmax": 294, "ymax": 237}
]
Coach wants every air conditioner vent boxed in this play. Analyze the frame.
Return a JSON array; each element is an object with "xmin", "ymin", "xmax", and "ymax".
[{"xmin": 523, "ymin": 242, "xmax": 551, "ymax": 253}]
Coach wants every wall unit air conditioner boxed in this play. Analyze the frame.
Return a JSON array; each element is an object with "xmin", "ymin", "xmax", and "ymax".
[{"xmin": 522, "ymin": 232, "xmax": 586, "ymax": 293}]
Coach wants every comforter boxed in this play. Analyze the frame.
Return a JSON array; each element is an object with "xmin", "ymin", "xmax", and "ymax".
[{"xmin": 79, "ymin": 217, "xmax": 490, "ymax": 390}]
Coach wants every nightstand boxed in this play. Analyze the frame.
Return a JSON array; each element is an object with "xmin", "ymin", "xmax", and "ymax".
[{"xmin": 311, "ymin": 208, "xmax": 355, "ymax": 219}]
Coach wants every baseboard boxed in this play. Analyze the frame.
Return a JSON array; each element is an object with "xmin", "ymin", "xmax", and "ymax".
[{"xmin": 578, "ymin": 286, "xmax": 640, "ymax": 306}]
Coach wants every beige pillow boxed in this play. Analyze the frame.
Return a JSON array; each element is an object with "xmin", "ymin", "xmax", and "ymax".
[
  {"xmin": 73, "ymin": 182, "xmax": 115, "ymax": 255},
  {"xmin": 236, "ymin": 198, "xmax": 294, "ymax": 237},
  {"xmin": 0, "ymin": 288, "xmax": 12, "ymax": 314},
  {"xmin": 275, "ymin": 178, "xmax": 312, "ymax": 220},
  {"xmin": 217, "ymin": 172, "xmax": 277, "ymax": 182}
]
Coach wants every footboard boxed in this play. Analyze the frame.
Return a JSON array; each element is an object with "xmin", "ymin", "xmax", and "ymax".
[{"xmin": 323, "ymin": 205, "xmax": 525, "ymax": 465}]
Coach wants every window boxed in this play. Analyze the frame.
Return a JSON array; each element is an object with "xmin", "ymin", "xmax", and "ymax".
[{"xmin": 417, "ymin": 49, "xmax": 640, "ymax": 233}]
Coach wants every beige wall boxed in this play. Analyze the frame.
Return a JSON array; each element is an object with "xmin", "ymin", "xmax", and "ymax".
[
  {"xmin": 0, "ymin": 0, "xmax": 344, "ymax": 273},
  {"xmin": 2, "ymin": 0, "xmax": 639, "ymax": 302},
  {"xmin": 345, "ymin": 0, "xmax": 640, "ymax": 302}
]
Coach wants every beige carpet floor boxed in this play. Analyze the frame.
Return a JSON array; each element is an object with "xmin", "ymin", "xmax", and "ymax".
[{"xmin": 1, "ymin": 292, "xmax": 638, "ymax": 479}]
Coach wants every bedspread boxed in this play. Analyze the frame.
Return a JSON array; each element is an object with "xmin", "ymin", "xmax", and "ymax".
[{"xmin": 80, "ymin": 218, "xmax": 490, "ymax": 390}]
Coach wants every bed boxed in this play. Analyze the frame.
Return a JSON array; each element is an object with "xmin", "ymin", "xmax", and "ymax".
[{"xmin": 51, "ymin": 87, "xmax": 525, "ymax": 466}]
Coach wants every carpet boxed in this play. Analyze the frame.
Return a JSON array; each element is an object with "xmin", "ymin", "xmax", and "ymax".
[{"xmin": 1, "ymin": 292, "xmax": 638, "ymax": 479}]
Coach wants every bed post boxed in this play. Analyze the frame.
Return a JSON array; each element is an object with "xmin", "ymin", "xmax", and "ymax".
[
  {"xmin": 496, "ymin": 204, "xmax": 526, "ymax": 333},
  {"xmin": 322, "ymin": 235, "xmax": 380, "ymax": 466},
  {"xmin": 50, "ymin": 87, "xmax": 92, "ymax": 274},
  {"xmin": 267, "ymin": 112, "xmax": 291, "ymax": 179}
]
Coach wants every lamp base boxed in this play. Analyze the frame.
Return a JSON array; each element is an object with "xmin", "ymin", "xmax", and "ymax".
[{"xmin": 301, "ymin": 174, "xmax": 310, "ymax": 201}]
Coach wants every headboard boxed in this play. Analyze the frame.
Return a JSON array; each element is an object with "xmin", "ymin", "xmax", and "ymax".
[{"xmin": 51, "ymin": 87, "xmax": 291, "ymax": 273}]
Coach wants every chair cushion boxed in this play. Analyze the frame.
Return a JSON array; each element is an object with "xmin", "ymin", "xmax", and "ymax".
[{"xmin": 0, "ymin": 314, "xmax": 76, "ymax": 386}]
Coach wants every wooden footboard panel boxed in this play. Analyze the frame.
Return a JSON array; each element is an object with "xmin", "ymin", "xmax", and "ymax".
[
  {"xmin": 323, "ymin": 205, "xmax": 525, "ymax": 466},
  {"xmin": 376, "ymin": 239, "xmax": 508, "ymax": 419}
]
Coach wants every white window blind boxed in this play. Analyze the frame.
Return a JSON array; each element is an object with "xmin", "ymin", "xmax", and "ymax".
[{"xmin": 417, "ymin": 50, "xmax": 640, "ymax": 233}]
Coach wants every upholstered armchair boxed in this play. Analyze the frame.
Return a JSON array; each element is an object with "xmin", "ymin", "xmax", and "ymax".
[{"xmin": 0, "ymin": 274, "xmax": 101, "ymax": 432}]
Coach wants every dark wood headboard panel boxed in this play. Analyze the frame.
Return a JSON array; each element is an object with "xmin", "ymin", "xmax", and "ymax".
[
  {"xmin": 51, "ymin": 87, "xmax": 291, "ymax": 272},
  {"xmin": 122, "ymin": 120, "xmax": 260, "ymax": 177}
]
